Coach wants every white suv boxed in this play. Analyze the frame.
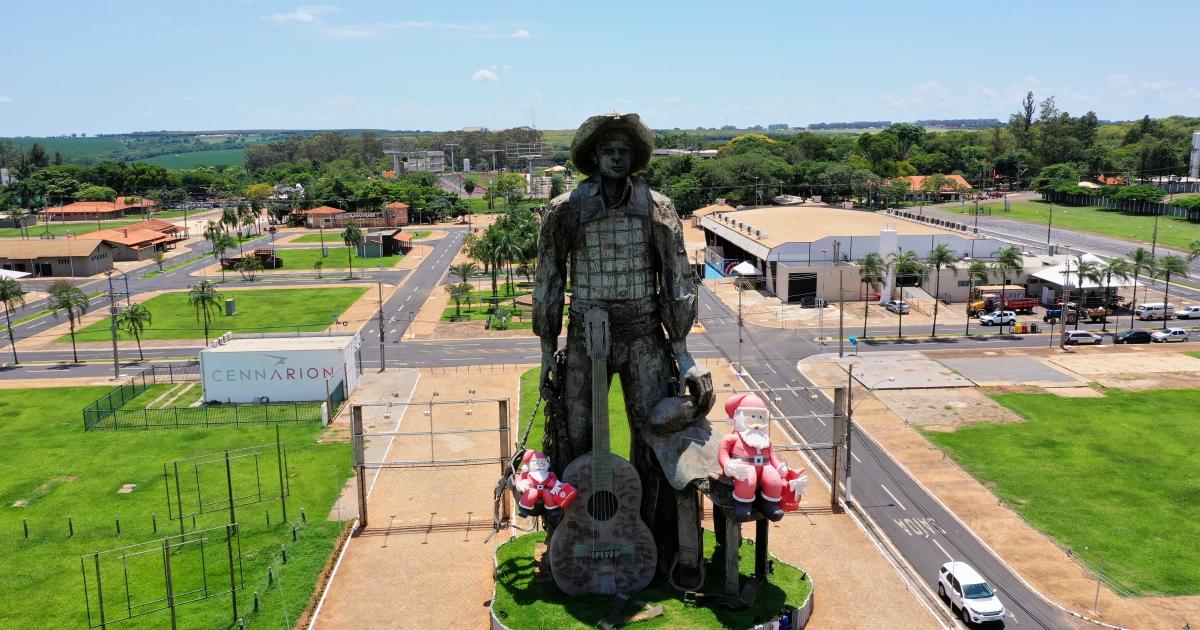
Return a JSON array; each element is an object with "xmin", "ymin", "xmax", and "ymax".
[
  {"xmin": 979, "ymin": 310, "xmax": 1016, "ymax": 326},
  {"xmin": 1176, "ymin": 305, "xmax": 1200, "ymax": 319},
  {"xmin": 1066, "ymin": 330, "xmax": 1103, "ymax": 345},
  {"xmin": 938, "ymin": 562, "xmax": 1006, "ymax": 625},
  {"xmin": 1151, "ymin": 328, "xmax": 1189, "ymax": 343}
]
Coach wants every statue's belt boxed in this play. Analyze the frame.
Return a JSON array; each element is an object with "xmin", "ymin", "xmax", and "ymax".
[{"xmin": 569, "ymin": 299, "xmax": 660, "ymax": 337}]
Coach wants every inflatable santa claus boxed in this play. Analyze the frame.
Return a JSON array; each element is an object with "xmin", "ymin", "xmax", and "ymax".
[
  {"xmin": 718, "ymin": 393, "xmax": 807, "ymax": 522},
  {"xmin": 514, "ymin": 450, "xmax": 577, "ymax": 518}
]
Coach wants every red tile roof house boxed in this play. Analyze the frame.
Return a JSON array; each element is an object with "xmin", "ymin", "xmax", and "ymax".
[
  {"xmin": 296, "ymin": 206, "xmax": 346, "ymax": 228},
  {"xmin": 899, "ymin": 175, "xmax": 973, "ymax": 200},
  {"xmin": 86, "ymin": 227, "xmax": 174, "ymax": 261},
  {"xmin": 46, "ymin": 196, "xmax": 158, "ymax": 221}
]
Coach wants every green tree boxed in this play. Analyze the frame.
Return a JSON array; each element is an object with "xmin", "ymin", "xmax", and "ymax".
[
  {"xmin": 212, "ymin": 233, "xmax": 237, "ymax": 281},
  {"xmin": 963, "ymin": 260, "xmax": 992, "ymax": 336},
  {"xmin": 76, "ymin": 185, "xmax": 117, "ymax": 202},
  {"xmin": 1066, "ymin": 255, "xmax": 1100, "ymax": 331},
  {"xmin": 313, "ymin": 259, "xmax": 324, "ymax": 278},
  {"xmin": 549, "ymin": 174, "xmax": 565, "ymax": 199},
  {"xmin": 234, "ymin": 255, "xmax": 264, "ymax": 281},
  {"xmin": 888, "ymin": 250, "xmax": 924, "ymax": 339},
  {"xmin": 1153, "ymin": 255, "xmax": 1189, "ymax": 330},
  {"xmin": 990, "ymin": 246, "xmax": 1024, "ymax": 335},
  {"xmin": 153, "ymin": 250, "xmax": 166, "ymax": 272},
  {"xmin": 48, "ymin": 280, "xmax": 90, "ymax": 363},
  {"xmin": 29, "ymin": 143, "xmax": 50, "ymax": 169},
  {"xmin": 856, "ymin": 252, "xmax": 884, "ymax": 339},
  {"xmin": 1189, "ymin": 239, "xmax": 1200, "ymax": 263},
  {"xmin": 187, "ymin": 280, "xmax": 223, "ymax": 344},
  {"xmin": 463, "ymin": 179, "xmax": 477, "ymax": 196},
  {"xmin": 492, "ymin": 173, "xmax": 526, "ymax": 209},
  {"xmin": 220, "ymin": 206, "xmax": 239, "ymax": 233},
  {"xmin": 1097, "ymin": 257, "xmax": 1130, "ymax": 332},
  {"xmin": 8, "ymin": 208, "xmax": 30, "ymax": 239},
  {"xmin": 449, "ymin": 262, "xmax": 478, "ymax": 285},
  {"xmin": 341, "ymin": 222, "xmax": 364, "ymax": 278},
  {"xmin": 116, "ymin": 303, "xmax": 152, "ymax": 361},
  {"xmin": 925, "ymin": 244, "xmax": 959, "ymax": 337},
  {"xmin": 1126, "ymin": 247, "xmax": 1154, "ymax": 330},
  {"xmin": 0, "ymin": 277, "xmax": 27, "ymax": 364},
  {"xmin": 444, "ymin": 282, "xmax": 471, "ymax": 319}
]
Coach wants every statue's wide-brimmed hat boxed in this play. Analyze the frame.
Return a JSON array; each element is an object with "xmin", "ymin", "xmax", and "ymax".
[{"xmin": 570, "ymin": 113, "xmax": 655, "ymax": 177}]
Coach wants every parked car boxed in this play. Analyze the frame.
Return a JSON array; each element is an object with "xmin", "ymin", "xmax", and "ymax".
[
  {"xmin": 1113, "ymin": 329, "xmax": 1153, "ymax": 344},
  {"xmin": 1066, "ymin": 330, "xmax": 1103, "ymax": 345},
  {"xmin": 1135, "ymin": 303, "xmax": 1175, "ymax": 320},
  {"xmin": 1151, "ymin": 328, "xmax": 1190, "ymax": 343},
  {"xmin": 938, "ymin": 562, "xmax": 1007, "ymax": 625},
  {"xmin": 1176, "ymin": 305, "xmax": 1200, "ymax": 319},
  {"xmin": 979, "ymin": 310, "xmax": 1016, "ymax": 326},
  {"xmin": 885, "ymin": 300, "xmax": 910, "ymax": 315}
]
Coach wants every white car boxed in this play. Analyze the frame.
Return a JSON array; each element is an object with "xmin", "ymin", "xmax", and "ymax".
[
  {"xmin": 886, "ymin": 300, "xmax": 910, "ymax": 314},
  {"xmin": 1151, "ymin": 328, "xmax": 1189, "ymax": 343},
  {"xmin": 938, "ymin": 562, "xmax": 1006, "ymax": 625},
  {"xmin": 979, "ymin": 310, "xmax": 1016, "ymax": 326},
  {"xmin": 1176, "ymin": 306, "xmax": 1200, "ymax": 319},
  {"xmin": 1066, "ymin": 330, "xmax": 1103, "ymax": 345}
]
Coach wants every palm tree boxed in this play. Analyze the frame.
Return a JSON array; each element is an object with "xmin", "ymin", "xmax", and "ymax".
[
  {"xmin": 48, "ymin": 280, "xmax": 90, "ymax": 363},
  {"xmin": 926, "ymin": 244, "xmax": 959, "ymax": 337},
  {"xmin": 1190, "ymin": 239, "xmax": 1200, "ymax": 263},
  {"xmin": 116, "ymin": 303, "xmax": 152, "ymax": 361},
  {"xmin": 449, "ymin": 262, "xmax": 478, "ymax": 285},
  {"xmin": 963, "ymin": 260, "xmax": 991, "ymax": 336},
  {"xmin": 203, "ymin": 220, "xmax": 222, "ymax": 249},
  {"xmin": 341, "ymin": 222, "xmax": 364, "ymax": 278},
  {"xmin": 888, "ymin": 250, "xmax": 924, "ymax": 339},
  {"xmin": 1066, "ymin": 255, "xmax": 1100, "ymax": 330},
  {"xmin": 1153, "ymin": 255, "xmax": 1189, "ymax": 330},
  {"xmin": 444, "ymin": 282, "xmax": 471, "ymax": 319},
  {"xmin": 990, "ymin": 246, "xmax": 1024, "ymax": 335},
  {"xmin": 1127, "ymin": 247, "xmax": 1154, "ymax": 330},
  {"xmin": 221, "ymin": 206, "xmax": 239, "ymax": 233},
  {"xmin": 0, "ymin": 278, "xmax": 27, "ymax": 364},
  {"xmin": 1097, "ymin": 257, "xmax": 1130, "ymax": 332},
  {"xmin": 856, "ymin": 252, "xmax": 884, "ymax": 339},
  {"xmin": 480, "ymin": 227, "xmax": 505, "ymax": 298},
  {"xmin": 234, "ymin": 255, "xmax": 264, "ymax": 281},
  {"xmin": 9, "ymin": 208, "xmax": 29, "ymax": 239},
  {"xmin": 188, "ymin": 280, "xmax": 223, "ymax": 344},
  {"xmin": 212, "ymin": 233, "xmax": 237, "ymax": 281}
]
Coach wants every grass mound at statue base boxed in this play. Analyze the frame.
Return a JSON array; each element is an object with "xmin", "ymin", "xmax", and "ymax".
[{"xmin": 493, "ymin": 531, "xmax": 812, "ymax": 629}]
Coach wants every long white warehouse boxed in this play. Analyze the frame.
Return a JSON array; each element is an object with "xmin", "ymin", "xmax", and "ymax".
[{"xmin": 199, "ymin": 335, "xmax": 362, "ymax": 403}]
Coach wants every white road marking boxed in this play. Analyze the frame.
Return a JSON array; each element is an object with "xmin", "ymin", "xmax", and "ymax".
[
  {"xmin": 930, "ymin": 538, "xmax": 953, "ymax": 561},
  {"xmin": 815, "ymin": 417, "xmax": 826, "ymax": 426},
  {"xmin": 879, "ymin": 484, "xmax": 906, "ymax": 510},
  {"xmin": 852, "ymin": 452, "xmax": 862, "ymax": 463}
]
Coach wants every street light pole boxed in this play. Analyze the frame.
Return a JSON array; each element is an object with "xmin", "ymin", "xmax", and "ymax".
[
  {"xmin": 844, "ymin": 364, "xmax": 894, "ymax": 506},
  {"xmin": 105, "ymin": 271, "xmax": 121, "ymax": 379},
  {"xmin": 1046, "ymin": 200, "xmax": 1055, "ymax": 248}
]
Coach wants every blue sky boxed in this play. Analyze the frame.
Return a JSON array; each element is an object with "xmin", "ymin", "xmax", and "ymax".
[{"xmin": 2, "ymin": 0, "xmax": 1198, "ymax": 136}]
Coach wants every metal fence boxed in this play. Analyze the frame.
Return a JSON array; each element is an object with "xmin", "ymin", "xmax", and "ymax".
[
  {"xmin": 81, "ymin": 362, "xmax": 340, "ymax": 431},
  {"xmin": 1043, "ymin": 190, "xmax": 1200, "ymax": 221}
]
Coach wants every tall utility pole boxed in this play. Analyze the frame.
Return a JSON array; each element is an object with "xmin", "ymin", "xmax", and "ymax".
[
  {"xmin": 377, "ymin": 282, "xmax": 386, "ymax": 372},
  {"xmin": 1046, "ymin": 200, "xmax": 1055, "ymax": 248},
  {"xmin": 831, "ymin": 386, "xmax": 846, "ymax": 513},
  {"xmin": 834, "ymin": 240, "xmax": 844, "ymax": 358},
  {"xmin": 105, "ymin": 271, "xmax": 121, "ymax": 379},
  {"xmin": 844, "ymin": 365, "xmax": 854, "ymax": 504},
  {"xmin": 445, "ymin": 144, "xmax": 460, "ymax": 173}
]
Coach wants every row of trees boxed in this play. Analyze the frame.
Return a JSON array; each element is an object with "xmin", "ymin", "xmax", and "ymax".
[
  {"xmin": 854, "ymin": 240, "xmax": 1200, "ymax": 340},
  {"xmin": 462, "ymin": 206, "xmax": 538, "ymax": 299},
  {"xmin": 0, "ymin": 279, "xmax": 154, "ymax": 365}
]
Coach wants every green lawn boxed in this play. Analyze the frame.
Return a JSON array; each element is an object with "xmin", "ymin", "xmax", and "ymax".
[
  {"xmin": 140, "ymin": 255, "xmax": 202, "ymax": 279},
  {"xmin": 923, "ymin": 388, "xmax": 1200, "ymax": 595},
  {"xmin": 0, "ymin": 386, "xmax": 351, "ymax": 629},
  {"xmin": 0, "ymin": 220, "xmax": 140, "ymax": 238},
  {"xmin": 493, "ymin": 531, "xmax": 811, "ymax": 629},
  {"xmin": 276, "ymin": 247, "xmax": 403, "ymax": 270},
  {"xmin": 942, "ymin": 200, "xmax": 1200, "ymax": 251},
  {"xmin": 518, "ymin": 368, "xmax": 631, "ymax": 459},
  {"xmin": 142, "ymin": 148, "xmax": 248, "ymax": 169},
  {"xmin": 63, "ymin": 287, "xmax": 367, "ymax": 342}
]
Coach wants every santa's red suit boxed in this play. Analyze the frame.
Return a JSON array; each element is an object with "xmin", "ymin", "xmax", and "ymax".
[
  {"xmin": 514, "ymin": 450, "xmax": 576, "ymax": 516},
  {"xmin": 717, "ymin": 393, "xmax": 797, "ymax": 522},
  {"xmin": 718, "ymin": 430, "xmax": 784, "ymax": 504}
]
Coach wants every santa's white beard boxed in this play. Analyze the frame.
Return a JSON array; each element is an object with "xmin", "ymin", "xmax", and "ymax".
[
  {"xmin": 529, "ymin": 469, "xmax": 549, "ymax": 483},
  {"xmin": 741, "ymin": 427, "xmax": 770, "ymax": 449}
]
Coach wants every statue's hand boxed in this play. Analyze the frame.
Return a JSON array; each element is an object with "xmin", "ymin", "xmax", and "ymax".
[
  {"xmin": 676, "ymin": 352, "xmax": 715, "ymax": 418},
  {"xmin": 539, "ymin": 349, "xmax": 558, "ymax": 401}
]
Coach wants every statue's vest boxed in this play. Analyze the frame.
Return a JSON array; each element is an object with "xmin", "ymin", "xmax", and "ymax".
[{"xmin": 568, "ymin": 180, "xmax": 656, "ymax": 303}]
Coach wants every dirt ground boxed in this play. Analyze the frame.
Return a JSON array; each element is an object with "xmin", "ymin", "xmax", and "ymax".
[
  {"xmin": 874, "ymin": 388, "xmax": 1023, "ymax": 431},
  {"xmin": 799, "ymin": 350, "xmax": 1200, "ymax": 629},
  {"xmin": 312, "ymin": 362, "xmax": 941, "ymax": 629}
]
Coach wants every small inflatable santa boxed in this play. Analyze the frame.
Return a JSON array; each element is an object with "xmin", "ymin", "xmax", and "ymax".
[
  {"xmin": 718, "ymin": 393, "xmax": 807, "ymax": 522},
  {"xmin": 514, "ymin": 450, "xmax": 577, "ymax": 518}
]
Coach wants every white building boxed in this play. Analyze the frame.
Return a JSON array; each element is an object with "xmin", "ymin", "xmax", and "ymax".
[{"xmin": 199, "ymin": 334, "xmax": 361, "ymax": 403}]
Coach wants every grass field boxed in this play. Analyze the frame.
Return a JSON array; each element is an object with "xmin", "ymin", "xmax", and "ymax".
[
  {"xmin": 277, "ymin": 247, "xmax": 402, "ymax": 270},
  {"xmin": 0, "ymin": 386, "xmax": 350, "ymax": 629},
  {"xmin": 493, "ymin": 530, "xmax": 810, "ymax": 629},
  {"xmin": 0, "ymin": 220, "xmax": 140, "ymax": 238},
  {"xmin": 140, "ymin": 255, "xmax": 203, "ymax": 279},
  {"xmin": 64, "ymin": 287, "xmax": 367, "ymax": 342},
  {"xmin": 143, "ymin": 148, "xmax": 247, "ymax": 169},
  {"xmin": 924, "ymin": 388, "xmax": 1200, "ymax": 595},
  {"xmin": 518, "ymin": 368, "xmax": 631, "ymax": 459},
  {"xmin": 943, "ymin": 200, "xmax": 1200, "ymax": 251}
]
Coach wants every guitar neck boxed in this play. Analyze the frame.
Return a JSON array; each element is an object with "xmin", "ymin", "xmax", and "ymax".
[{"xmin": 591, "ymin": 357, "xmax": 612, "ymax": 491}]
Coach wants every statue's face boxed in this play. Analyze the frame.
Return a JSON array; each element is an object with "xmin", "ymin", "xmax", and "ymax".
[{"xmin": 595, "ymin": 133, "xmax": 632, "ymax": 179}]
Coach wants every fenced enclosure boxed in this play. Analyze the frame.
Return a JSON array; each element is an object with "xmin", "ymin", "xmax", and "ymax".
[
  {"xmin": 82, "ymin": 363, "xmax": 344, "ymax": 430},
  {"xmin": 80, "ymin": 524, "xmax": 244, "ymax": 630},
  {"xmin": 164, "ymin": 430, "xmax": 290, "ymax": 535}
]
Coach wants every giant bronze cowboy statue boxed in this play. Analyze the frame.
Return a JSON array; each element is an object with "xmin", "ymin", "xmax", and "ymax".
[{"xmin": 533, "ymin": 113, "xmax": 717, "ymax": 591}]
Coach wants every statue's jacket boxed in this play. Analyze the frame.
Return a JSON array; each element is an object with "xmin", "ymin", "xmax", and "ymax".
[{"xmin": 533, "ymin": 176, "xmax": 697, "ymax": 343}]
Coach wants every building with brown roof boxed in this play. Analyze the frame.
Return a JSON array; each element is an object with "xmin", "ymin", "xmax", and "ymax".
[
  {"xmin": 898, "ymin": 175, "xmax": 973, "ymax": 199},
  {"xmin": 296, "ymin": 204, "xmax": 409, "ymax": 229},
  {"xmin": 47, "ymin": 196, "xmax": 158, "ymax": 221},
  {"xmin": 87, "ymin": 227, "xmax": 174, "ymax": 261},
  {"xmin": 0, "ymin": 238, "xmax": 114, "ymax": 277}
]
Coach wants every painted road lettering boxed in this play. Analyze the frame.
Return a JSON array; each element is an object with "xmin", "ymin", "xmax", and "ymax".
[{"xmin": 892, "ymin": 517, "xmax": 945, "ymax": 537}]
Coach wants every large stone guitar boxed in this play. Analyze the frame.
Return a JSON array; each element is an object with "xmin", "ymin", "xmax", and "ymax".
[{"xmin": 549, "ymin": 308, "xmax": 657, "ymax": 596}]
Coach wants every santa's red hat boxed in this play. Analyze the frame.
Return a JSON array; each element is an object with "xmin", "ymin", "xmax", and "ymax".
[
  {"xmin": 724, "ymin": 393, "xmax": 766, "ymax": 419},
  {"xmin": 522, "ymin": 450, "xmax": 549, "ymax": 467}
]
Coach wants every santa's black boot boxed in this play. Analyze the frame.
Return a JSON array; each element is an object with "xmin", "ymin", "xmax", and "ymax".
[
  {"xmin": 756, "ymin": 496, "xmax": 785, "ymax": 522},
  {"xmin": 517, "ymin": 505, "xmax": 531, "ymax": 518},
  {"xmin": 733, "ymin": 500, "xmax": 753, "ymax": 522}
]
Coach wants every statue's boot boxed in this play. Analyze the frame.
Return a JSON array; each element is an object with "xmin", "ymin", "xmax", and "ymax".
[
  {"xmin": 755, "ymin": 496, "xmax": 785, "ymax": 522},
  {"xmin": 733, "ymin": 500, "xmax": 754, "ymax": 522}
]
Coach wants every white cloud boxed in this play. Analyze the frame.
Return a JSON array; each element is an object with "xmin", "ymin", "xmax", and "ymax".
[
  {"xmin": 0, "ymin": 96, "xmax": 11, "ymax": 104},
  {"xmin": 473, "ymin": 69, "xmax": 499, "ymax": 82},
  {"xmin": 512, "ymin": 29, "xmax": 531, "ymax": 38},
  {"xmin": 666, "ymin": 95, "xmax": 682, "ymax": 103},
  {"xmin": 270, "ymin": 5, "xmax": 336, "ymax": 23},
  {"xmin": 502, "ymin": 64, "xmax": 511, "ymax": 71}
]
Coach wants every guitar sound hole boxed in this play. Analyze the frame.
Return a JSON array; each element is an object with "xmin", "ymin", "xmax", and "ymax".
[{"xmin": 587, "ymin": 490, "xmax": 619, "ymax": 521}]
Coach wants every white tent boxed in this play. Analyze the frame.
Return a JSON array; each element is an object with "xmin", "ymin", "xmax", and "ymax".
[
  {"xmin": 1030, "ymin": 253, "xmax": 1134, "ymax": 290},
  {"xmin": 0, "ymin": 269, "xmax": 30, "ymax": 280},
  {"xmin": 731, "ymin": 261, "xmax": 760, "ymax": 276}
]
